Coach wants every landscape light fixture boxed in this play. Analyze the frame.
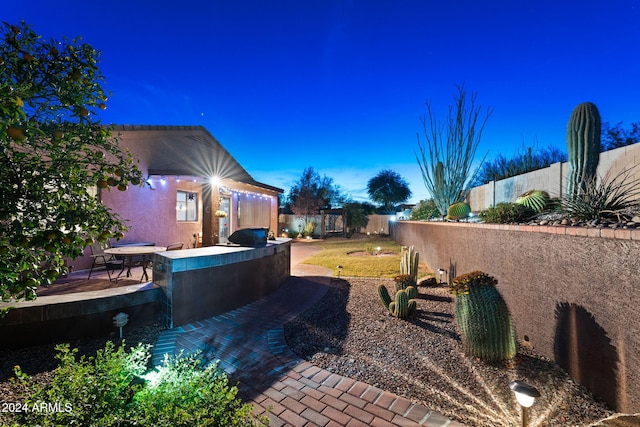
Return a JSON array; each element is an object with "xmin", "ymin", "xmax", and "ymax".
[
  {"xmin": 112, "ymin": 312, "xmax": 129, "ymax": 339},
  {"xmin": 437, "ymin": 268, "xmax": 446, "ymax": 284},
  {"xmin": 337, "ymin": 265, "xmax": 343, "ymax": 278},
  {"xmin": 376, "ymin": 246, "xmax": 381, "ymax": 255},
  {"xmin": 509, "ymin": 380, "xmax": 540, "ymax": 427}
]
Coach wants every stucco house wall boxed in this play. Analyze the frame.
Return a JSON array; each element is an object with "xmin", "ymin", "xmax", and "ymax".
[{"xmin": 69, "ymin": 125, "xmax": 281, "ymax": 272}]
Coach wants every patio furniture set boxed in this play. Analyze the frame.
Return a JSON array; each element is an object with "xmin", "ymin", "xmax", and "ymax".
[{"xmin": 88, "ymin": 241, "xmax": 184, "ymax": 282}]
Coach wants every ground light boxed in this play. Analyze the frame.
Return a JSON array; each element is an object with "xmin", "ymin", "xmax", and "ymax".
[{"xmin": 509, "ymin": 380, "xmax": 540, "ymax": 427}]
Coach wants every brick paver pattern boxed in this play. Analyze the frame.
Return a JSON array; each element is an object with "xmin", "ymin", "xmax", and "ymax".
[{"xmin": 152, "ymin": 246, "xmax": 465, "ymax": 427}]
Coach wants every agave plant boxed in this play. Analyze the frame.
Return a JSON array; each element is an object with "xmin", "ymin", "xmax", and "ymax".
[{"xmin": 561, "ymin": 165, "xmax": 640, "ymax": 221}]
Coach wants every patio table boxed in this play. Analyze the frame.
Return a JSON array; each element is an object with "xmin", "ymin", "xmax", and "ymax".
[{"xmin": 104, "ymin": 246, "xmax": 167, "ymax": 282}]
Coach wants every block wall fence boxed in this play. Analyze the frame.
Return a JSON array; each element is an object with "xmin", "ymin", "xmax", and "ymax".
[
  {"xmin": 468, "ymin": 142, "xmax": 640, "ymax": 211},
  {"xmin": 390, "ymin": 220, "xmax": 640, "ymax": 413}
]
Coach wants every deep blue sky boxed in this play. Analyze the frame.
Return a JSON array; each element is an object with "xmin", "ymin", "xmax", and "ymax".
[{"xmin": 5, "ymin": 1, "xmax": 640, "ymax": 204}]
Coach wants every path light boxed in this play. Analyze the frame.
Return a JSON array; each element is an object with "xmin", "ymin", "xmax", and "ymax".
[
  {"xmin": 509, "ymin": 380, "xmax": 540, "ymax": 427},
  {"xmin": 438, "ymin": 268, "xmax": 446, "ymax": 284},
  {"xmin": 376, "ymin": 246, "xmax": 381, "ymax": 255},
  {"xmin": 337, "ymin": 265, "xmax": 343, "ymax": 278},
  {"xmin": 113, "ymin": 312, "xmax": 129, "ymax": 339}
]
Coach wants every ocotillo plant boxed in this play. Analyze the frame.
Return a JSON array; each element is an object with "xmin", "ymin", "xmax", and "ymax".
[
  {"xmin": 400, "ymin": 245, "xmax": 419, "ymax": 286},
  {"xmin": 567, "ymin": 102, "xmax": 601, "ymax": 199},
  {"xmin": 450, "ymin": 271, "xmax": 516, "ymax": 363}
]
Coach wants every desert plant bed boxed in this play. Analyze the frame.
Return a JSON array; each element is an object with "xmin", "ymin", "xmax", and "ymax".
[{"xmin": 284, "ymin": 277, "xmax": 613, "ymax": 427}]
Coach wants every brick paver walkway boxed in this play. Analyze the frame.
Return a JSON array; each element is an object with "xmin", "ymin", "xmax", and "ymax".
[{"xmin": 152, "ymin": 244, "xmax": 464, "ymax": 427}]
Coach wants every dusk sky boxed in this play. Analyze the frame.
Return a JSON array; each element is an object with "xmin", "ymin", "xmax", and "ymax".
[{"xmin": 5, "ymin": 1, "xmax": 640, "ymax": 204}]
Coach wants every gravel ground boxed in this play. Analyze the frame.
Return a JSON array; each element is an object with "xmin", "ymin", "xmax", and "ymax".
[{"xmin": 284, "ymin": 277, "xmax": 615, "ymax": 427}]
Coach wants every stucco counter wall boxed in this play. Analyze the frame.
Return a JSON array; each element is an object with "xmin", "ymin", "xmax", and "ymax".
[
  {"xmin": 152, "ymin": 238, "xmax": 291, "ymax": 328},
  {"xmin": 390, "ymin": 220, "xmax": 640, "ymax": 413}
]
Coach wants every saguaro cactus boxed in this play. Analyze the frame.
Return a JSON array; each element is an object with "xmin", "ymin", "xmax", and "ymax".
[
  {"xmin": 566, "ymin": 102, "xmax": 601, "ymax": 199},
  {"xmin": 451, "ymin": 271, "xmax": 516, "ymax": 363}
]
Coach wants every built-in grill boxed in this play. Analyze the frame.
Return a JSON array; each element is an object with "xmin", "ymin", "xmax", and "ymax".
[{"xmin": 226, "ymin": 228, "xmax": 268, "ymax": 247}]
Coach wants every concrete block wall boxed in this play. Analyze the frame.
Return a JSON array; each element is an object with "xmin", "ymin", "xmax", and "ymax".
[
  {"xmin": 391, "ymin": 220, "xmax": 640, "ymax": 413},
  {"xmin": 468, "ymin": 142, "xmax": 640, "ymax": 211}
]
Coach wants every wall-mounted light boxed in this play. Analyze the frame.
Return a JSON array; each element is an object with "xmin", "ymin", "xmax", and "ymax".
[
  {"xmin": 509, "ymin": 380, "xmax": 540, "ymax": 427},
  {"xmin": 210, "ymin": 176, "xmax": 221, "ymax": 186}
]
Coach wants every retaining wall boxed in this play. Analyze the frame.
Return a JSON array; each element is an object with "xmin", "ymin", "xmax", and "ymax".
[
  {"xmin": 391, "ymin": 220, "xmax": 640, "ymax": 413},
  {"xmin": 0, "ymin": 284, "xmax": 162, "ymax": 349}
]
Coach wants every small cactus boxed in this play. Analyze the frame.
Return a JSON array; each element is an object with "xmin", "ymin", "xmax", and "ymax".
[
  {"xmin": 400, "ymin": 246, "xmax": 419, "ymax": 285},
  {"xmin": 389, "ymin": 289, "xmax": 416, "ymax": 318},
  {"xmin": 446, "ymin": 202, "xmax": 471, "ymax": 221},
  {"xmin": 377, "ymin": 284, "xmax": 417, "ymax": 319},
  {"xmin": 394, "ymin": 274, "xmax": 416, "ymax": 292},
  {"xmin": 377, "ymin": 284, "xmax": 392, "ymax": 309}
]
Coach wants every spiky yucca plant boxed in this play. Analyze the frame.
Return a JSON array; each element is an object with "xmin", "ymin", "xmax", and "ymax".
[
  {"xmin": 451, "ymin": 271, "xmax": 516, "ymax": 363},
  {"xmin": 562, "ymin": 166, "xmax": 640, "ymax": 221}
]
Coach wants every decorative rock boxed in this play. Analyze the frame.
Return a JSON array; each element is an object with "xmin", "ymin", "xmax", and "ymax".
[
  {"xmin": 561, "ymin": 219, "xmax": 570, "ymax": 225},
  {"xmin": 539, "ymin": 220, "xmax": 549, "ymax": 225},
  {"xmin": 633, "ymin": 216, "xmax": 640, "ymax": 223}
]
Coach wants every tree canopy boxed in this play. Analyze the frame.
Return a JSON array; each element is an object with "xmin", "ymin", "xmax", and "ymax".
[
  {"xmin": 286, "ymin": 166, "xmax": 347, "ymax": 222},
  {"xmin": 366, "ymin": 169, "xmax": 412, "ymax": 213},
  {"xmin": 1, "ymin": 22, "xmax": 144, "ymax": 303}
]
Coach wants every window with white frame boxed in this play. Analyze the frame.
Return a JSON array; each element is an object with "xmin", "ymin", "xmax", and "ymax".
[{"xmin": 176, "ymin": 191, "xmax": 198, "ymax": 221}]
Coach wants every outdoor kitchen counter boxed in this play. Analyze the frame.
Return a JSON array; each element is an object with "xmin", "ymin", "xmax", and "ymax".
[
  {"xmin": 153, "ymin": 238, "xmax": 290, "ymax": 272},
  {"xmin": 152, "ymin": 238, "xmax": 292, "ymax": 328}
]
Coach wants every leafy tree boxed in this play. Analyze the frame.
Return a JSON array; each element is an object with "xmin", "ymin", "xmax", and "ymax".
[
  {"xmin": 410, "ymin": 199, "xmax": 440, "ymax": 220},
  {"xmin": 0, "ymin": 22, "xmax": 144, "ymax": 303},
  {"xmin": 366, "ymin": 169, "xmax": 412, "ymax": 213},
  {"xmin": 416, "ymin": 84, "xmax": 493, "ymax": 216},
  {"xmin": 342, "ymin": 201, "xmax": 376, "ymax": 235},
  {"xmin": 601, "ymin": 121, "xmax": 640, "ymax": 151},
  {"xmin": 287, "ymin": 166, "xmax": 345, "ymax": 225},
  {"xmin": 471, "ymin": 145, "xmax": 567, "ymax": 186}
]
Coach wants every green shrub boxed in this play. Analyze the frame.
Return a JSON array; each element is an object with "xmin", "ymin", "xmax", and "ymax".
[
  {"xmin": 479, "ymin": 202, "xmax": 535, "ymax": 224},
  {"xmin": 410, "ymin": 199, "xmax": 440, "ymax": 220},
  {"xmin": 132, "ymin": 354, "xmax": 261, "ymax": 426},
  {"xmin": 10, "ymin": 342, "xmax": 265, "ymax": 426}
]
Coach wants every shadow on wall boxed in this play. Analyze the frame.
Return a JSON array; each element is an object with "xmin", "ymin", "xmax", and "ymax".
[{"xmin": 554, "ymin": 302, "xmax": 619, "ymax": 409}]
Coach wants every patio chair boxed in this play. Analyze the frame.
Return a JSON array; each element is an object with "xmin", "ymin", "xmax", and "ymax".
[
  {"xmin": 88, "ymin": 241, "xmax": 123, "ymax": 281},
  {"xmin": 166, "ymin": 242, "xmax": 184, "ymax": 251}
]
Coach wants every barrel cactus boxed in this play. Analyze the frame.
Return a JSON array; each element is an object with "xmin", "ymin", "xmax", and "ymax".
[
  {"xmin": 446, "ymin": 202, "xmax": 471, "ymax": 221},
  {"xmin": 450, "ymin": 271, "xmax": 516, "ymax": 363},
  {"xmin": 516, "ymin": 189, "xmax": 550, "ymax": 213},
  {"xmin": 566, "ymin": 102, "xmax": 601, "ymax": 199}
]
